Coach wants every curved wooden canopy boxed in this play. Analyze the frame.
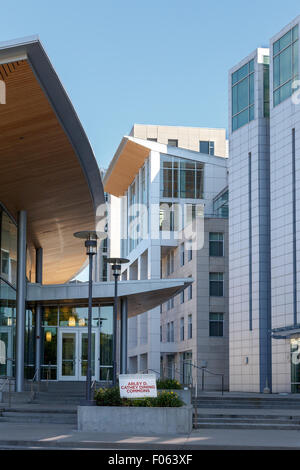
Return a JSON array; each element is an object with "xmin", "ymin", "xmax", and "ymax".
[{"xmin": 0, "ymin": 38, "xmax": 105, "ymax": 284}]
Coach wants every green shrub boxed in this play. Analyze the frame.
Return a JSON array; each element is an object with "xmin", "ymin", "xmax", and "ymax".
[
  {"xmin": 155, "ymin": 390, "xmax": 184, "ymax": 407},
  {"xmin": 94, "ymin": 386, "xmax": 123, "ymax": 406},
  {"xmin": 94, "ymin": 387, "xmax": 183, "ymax": 407},
  {"xmin": 156, "ymin": 378, "xmax": 182, "ymax": 390}
]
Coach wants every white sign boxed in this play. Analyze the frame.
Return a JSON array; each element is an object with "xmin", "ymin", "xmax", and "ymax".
[{"xmin": 119, "ymin": 374, "xmax": 157, "ymax": 398}]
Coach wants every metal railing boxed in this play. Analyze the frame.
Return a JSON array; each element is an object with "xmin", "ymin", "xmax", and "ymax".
[
  {"xmin": 183, "ymin": 361, "xmax": 224, "ymax": 396},
  {"xmin": 30, "ymin": 369, "xmax": 41, "ymax": 401},
  {"xmin": 0, "ymin": 376, "xmax": 13, "ymax": 408}
]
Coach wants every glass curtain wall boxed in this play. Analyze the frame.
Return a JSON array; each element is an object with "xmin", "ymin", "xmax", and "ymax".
[
  {"xmin": 0, "ymin": 209, "xmax": 17, "ymax": 378},
  {"xmin": 273, "ymin": 25, "xmax": 299, "ymax": 106},
  {"xmin": 232, "ymin": 59, "xmax": 255, "ymax": 131},
  {"xmin": 40, "ymin": 304, "xmax": 114, "ymax": 380},
  {"xmin": 160, "ymin": 155, "xmax": 204, "ymax": 199}
]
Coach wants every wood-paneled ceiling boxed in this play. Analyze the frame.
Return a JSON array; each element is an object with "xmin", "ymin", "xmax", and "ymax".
[
  {"xmin": 0, "ymin": 58, "xmax": 98, "ymax": 284},
  {"xmin": 104, "ymin": 139, "xmax": 150, "ymax": 197}
]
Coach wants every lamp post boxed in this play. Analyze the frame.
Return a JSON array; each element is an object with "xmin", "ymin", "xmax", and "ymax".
[
  {"xmin": 74, "ymin": 230, "xmax": 107, "ymax": 405},
  {"xmin": 106, "ymin": 257, "xmax": 129, "ymax": 387}
]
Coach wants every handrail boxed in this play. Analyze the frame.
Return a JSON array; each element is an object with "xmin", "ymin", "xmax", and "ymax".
[
  {"xmin": 183, "ymin": 361, "xmax": 224, "ymax": 395},
  {"xmin": 30, "ymin": 368, "xmax": 40, "ymax": 401},
  {"xmin": 0, "ymin": 377, "xmax": 13, "ymax": 408}
]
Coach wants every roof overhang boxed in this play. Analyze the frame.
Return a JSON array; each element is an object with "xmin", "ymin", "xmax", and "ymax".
[
  {"xmin": 0, "ymin": 36, "xmax": 105, "ymax": 284},
  {"xmin": 26, "ymin": 278, "xmax": 193, "ymax": 317},
  {"xmin": 104, "ymin": 137, "xmax": 150, "ymax": 197},
  {"xmin": 104, "ymin": 135, "xmax": 228, "ymax": 197}
]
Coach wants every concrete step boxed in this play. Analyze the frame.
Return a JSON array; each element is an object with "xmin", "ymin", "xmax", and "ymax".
[
  {"xmin": 192, "ymin": 411, "xmax": 300, "ymax": 430},
  {"xmin": 193, "ymin": 422, "xmax": 300, "ymax": 430},
  {"xmin": 194, "ymin": 417, "xmax": 300, "ymax": 425},
  {"xmin": 0, "ymin": 409, "xmax": 77, "ymax": 424},
  {"xmin": 194, "ymin": 403, "xmax": 300, "ymax": 409}
]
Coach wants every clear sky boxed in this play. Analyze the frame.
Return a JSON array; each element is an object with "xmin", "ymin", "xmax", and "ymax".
[{"xmin": 1, "ymin": 0, "xmax": 300, "ymax": 169}]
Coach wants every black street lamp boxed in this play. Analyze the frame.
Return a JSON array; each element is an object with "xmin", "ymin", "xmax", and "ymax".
[
  {"xmin": 74, "ymin": 230, "xmax": 107, "ymax": 405},
  {"xmin": 106, "ymin": 257, "xmax": 129, "ymax": 386}
]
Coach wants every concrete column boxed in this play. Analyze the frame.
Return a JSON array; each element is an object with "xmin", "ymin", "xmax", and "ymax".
[
  {"xmin": 120, "ymin": 297, "xmax": 128, "ymax": 374},
  {"xmin": 35, "ymin": 247, "xmax": 43, "ymax": 381},
  {"xmin": 16, "ymin": 211, "xmax": 27, "ymax": 392}
]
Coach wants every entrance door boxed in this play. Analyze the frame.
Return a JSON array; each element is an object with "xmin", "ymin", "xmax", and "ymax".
[
  {"xmin": 58, "ymin": 329, "xmax": 99, "ymax": 381},
  {"xmin": 0, "ymin": 327, "xmax": 13, "ymax": 377}
]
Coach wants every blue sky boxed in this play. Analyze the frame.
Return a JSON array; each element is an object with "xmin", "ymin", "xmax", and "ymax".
[{"xmin": 1, "ymin": 0, "xmax": 300, "ymax": 169}]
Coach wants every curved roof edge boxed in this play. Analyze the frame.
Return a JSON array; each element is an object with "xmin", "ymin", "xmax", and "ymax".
[{"xmin": 0, "ymin": 35, "xmax": 105, "ymax": 211}]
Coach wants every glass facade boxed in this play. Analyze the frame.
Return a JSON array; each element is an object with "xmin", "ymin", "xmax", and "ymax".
[
  {"xmin": 213, "ymin": 189, "xmax": 229, "ymax": 218},
  {"xmin": 35, "ymin": 304, "xmax": 114, "ymax": 381},
  {"xmin": 0, "ymin": 209, "xmax": 17, "ymax": 378},
  {"xmin": 232, "ymin": 59, "xmax": 255, "ymax": 131},
  {"xmin": 273, "ymin": 25, "xmax": 299, "ymax": 106},
  {"xmin": 160, "ymin": 155, "xmax": 204, "ymax": 199},
  {"xmin": 291, "ymin": 338, "xmax": 300, "ymax": 393}
]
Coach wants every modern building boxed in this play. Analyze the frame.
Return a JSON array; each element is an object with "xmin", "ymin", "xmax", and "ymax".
[
  {"xmin": 103, "ymin": 125, "xmax": 229, "ymax": 385},
  {"xmin": 0, "ymin": 38, "xmax": 190, "ymax": 392},
  {"xmin": 160, "ymin": 186, "xmax": 229, "ymax": 390},
  {"xmin": 228, "ymin": 15, "xmax": 300, "ymax": 393}
]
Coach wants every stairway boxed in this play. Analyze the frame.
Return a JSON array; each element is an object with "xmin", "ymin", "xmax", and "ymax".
[
  {"xmin": 192, "ymin": 394, "xmax": 300, "ymax": 430},
  {"xmin": 193, "ymin": 395, "xmax": 300, "ymax": 409},
  {"xmin": 0, "ymin": 381, "xmax": 89, "ymax": 425}
]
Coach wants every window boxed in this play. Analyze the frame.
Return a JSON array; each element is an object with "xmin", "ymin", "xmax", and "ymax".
[
  {"xmin": 160, "ymin": 325, "xmax": 162, "ymax": 342},
  {"xmin": 200, "ymin": 141, "xmax": 214, "ymax": 155},
  {"xmin": 167, "ymin": 323, "xmax": 170, "ymax": 342},
  {"xmin": 187, "ymin": 239, "xmax": 193, "ymax": 261},
  {"xmin": 209, "ymin": 313, "xmax": 224, "ymax": 337},
  {"xmin": 188, "ymin": 315, "xmax": 192, "ymax": 339},
  {"xmin": 169, "ymin": 322, "xmax": 174, "ymax": 342},
  {"xmin": 167, "ymin": 298, "xmax": 174, "ymax": 311},
  {"xmin": 187, "ymin": 284, "xmax": 192, "ymax": 301},
  {"xmin": 160, "ymin": 155, "xmax": 204, "ymax": 199},
  {"xmin": 180, "ymin": 317, "xmax": 184, "ymax": 341},
  {"xmin": 148, "ymin": 138, "xmax": 157, "ymax": 142},
  {"xmin": 160, "ymin": 203, "xmax": 180, "ymax": 231},
  {"xmin": 168, "ymin": 139, "xmax": 178, "ymax": 147},
  {"xmin": 273, "ymin": 25, "xmax": 299, "ymax": 106},
  {"xmin": 209, "ymin": 233, "xmax": 224, "ymax": 257},
  {"xmin": 180, "ymin": 243, "xmax": 185, "ymax": 267},
  {"xmin": 209, "ymin": 273, "xmax": 224, "ymax": 297},
  {"xmin": 213, "ymin": 189, "xmax": 229, "ymax": 218},
  {"xmin": 181, "ymin": 351, "xmax": 192, "ymax": 385},
  {"xmin": 232, "ymin": 59, "xmax": 255, "ymax": 131},
  {"xmin": 166, "ymin": 251, "xmax": 174, "ymax": 275},
  {"xmin": 180, "ymin": 290, "xmax": 185, "ymax": 304}
]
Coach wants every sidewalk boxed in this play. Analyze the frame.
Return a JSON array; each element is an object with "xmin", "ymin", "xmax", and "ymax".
[{"xmin": 0, "ymin": 421, "xmax": 299, "ymax": 449}]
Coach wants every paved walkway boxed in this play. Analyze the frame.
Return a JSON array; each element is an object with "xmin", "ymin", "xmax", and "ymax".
[{"xmin": 0, "ymin": 422, "xmax": 299, "ymax": 449}]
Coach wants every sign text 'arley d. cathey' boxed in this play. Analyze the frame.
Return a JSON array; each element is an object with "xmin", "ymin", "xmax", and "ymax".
[{"xmin": 119, "ymin": 374, "xmax": 157, "ymax": 398}]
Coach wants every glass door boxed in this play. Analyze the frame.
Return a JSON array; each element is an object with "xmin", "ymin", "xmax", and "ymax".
[
  {"xmin": 58, "ymin": 330, "xmax": 78, "ymax": 380},
  {"xmin": 58, "ymin": 328, "xmax": 99, "ymax": 381},
  {"xmin": 79, "ymin": 331, "xmax": 98, "ymax": 381},
  {"xmin": 0, "ymin": 328, "xmax": 13, "ymax": 377}
]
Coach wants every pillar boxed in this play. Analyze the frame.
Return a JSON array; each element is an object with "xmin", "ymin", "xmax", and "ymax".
[
  {"xmin": 15, "ymin": 211, "xmax": 27, "ymax": 392},
  {"xmin": 35, "ymin": 247, "xmax": 43, "ymax": 381},
  {"xmin": 120, "ymin": 297, "xmax": 128, "ymax": 374}
]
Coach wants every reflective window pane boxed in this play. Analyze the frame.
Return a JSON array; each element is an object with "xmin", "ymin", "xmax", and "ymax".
[{"xmin": 1, "ymin": 212, "xmax": 17, "ymax": 287}]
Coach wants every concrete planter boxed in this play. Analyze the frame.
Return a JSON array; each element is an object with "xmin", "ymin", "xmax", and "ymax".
[
  {"xmin": 78, "ymin": 405, "xmax": 193, "ymax": 435},
  {"xmin": 159, "ymin": 389, "xmax": 192, "ymax": 405}
]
